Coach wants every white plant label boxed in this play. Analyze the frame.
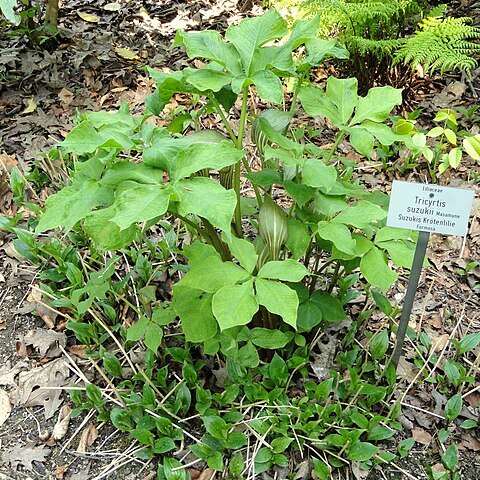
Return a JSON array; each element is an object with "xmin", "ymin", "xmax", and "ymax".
[{"xmin": 387, "ymin": 180, "xmax": 474, "ymax": 236}]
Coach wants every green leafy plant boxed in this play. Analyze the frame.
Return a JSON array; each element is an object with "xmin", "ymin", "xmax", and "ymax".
[{"xmin": 4, "ymin": 8, "xmax": 438, "ymax": 477}]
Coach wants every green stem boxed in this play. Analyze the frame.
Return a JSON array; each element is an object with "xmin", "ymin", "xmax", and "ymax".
[
  {"xmin": 208, "ymin": 94, "xmax": 237, "ymax": 143},
  {"xmin": 325, "ymin": 130, "xmax": 346, "ymax": 163},
  {"xmin": 327, "ymin": 262, "xmax": 341, "ymax": 294},
  {"xmin": 203, "ymin": 219, "xmax": 231, "ymax": 261},
  {"xmin": 233, "ymin": 86, "xmax": 250, "ymax": 237}
]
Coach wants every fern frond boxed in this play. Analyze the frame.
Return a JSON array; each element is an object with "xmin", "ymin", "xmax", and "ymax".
[
  {"xmin": 395, "ymin": 16, "xmax": 480, "ymax": 74},
  {"xmin": 349, "ymin": 36, "xmax": 405, "ymax": 58}
]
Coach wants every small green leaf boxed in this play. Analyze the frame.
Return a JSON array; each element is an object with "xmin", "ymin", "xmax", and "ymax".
[
  {"xmin": 347, "ymin": 441, "xmax": 379, "ymax": 462},
  {"xmin": 203, "ymin": 415, "xmax": 229, "ymax": 440},
  {"xmin": 443, "ymin": 359, "xmax": 461, "ymax": 387},
  {"xmin": 398, "ymin": 437, "xmax": 415, "ymax": 458},
  {"xmin": 369, "ymin": 330, "xmax": 389, "ymax": 360},
  {"xmin": 144, "ymin": 322, "xmax": 163, "ymax": 353},
  {"xmin": 442, "ymin": 444, "xmax": 458, "ymax": 472},
  {"xmin": 103, "ymin": 352, "xmax": 122, "ymax": 378},
  {"xmin": 455, "ymin": 332, "xmax": 480, "ymax": 355},
  {"xmin": 349, "ymin": 126, "xmax": 374, "ymax": 157},
  {"xmin": 445, "ymin": 393, "xmax": 462, "ymax": 423},
  {"xmin": 286, "ymin": 218, "xmax": 311, "ymax": 260},
  {"xmin": 310, "ymin": 291, "xmax": 347, "ymax": 323},
  {"xmin": 257, "ymin": 259, "xmax": 309, "ymax": 282}
]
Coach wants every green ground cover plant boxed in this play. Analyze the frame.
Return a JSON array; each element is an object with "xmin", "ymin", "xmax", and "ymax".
[{"xmin": 2, "ymin": 8, "xmax": 477, "ymax": 479}]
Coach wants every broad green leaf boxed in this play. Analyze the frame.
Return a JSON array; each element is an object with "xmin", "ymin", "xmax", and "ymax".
[
  {"xmin": 286, "ymin": 218, "xmax": 311, "ymax": 260},
  {"xmin": 250, "ymin": 44, "xmax": 294, "ymax": 74},
  {"xmin": 375, "ymin": 226, "xmax": 415, "ymax": 243},
  {"xmin": 302, "ymin": 159, "xmax": 337, "ymax": 192},
  {"xmin": 284, "ymin": 15, "xmax": 321, "ymax": 50},
  {"xmin": 377, "ymin": 239, "xmax": 419, "ymax": 268},
  {"xmin": 325, "ymin": 77, "xmax": 358, "ymax": 124},
  {"xmin": 145, "ymin": 69, "xmax": 194, "ymax": 115},
  {"xmin": 351, "ymin": 86, "xmax": 403, "ymax": 125},
  {"xmin": 313, "ymin": 192, "xmax": 347, "ymax": 216},
  {"xmin": 305, "ymin": 38, "xmax": 350, "ymax": 65},
  {"xmin": 170, "ymin": 141, "xmax": 245, "ymax": 181},
  {"xmin": 83, "ymin": 208, "xmax": 136, "ymax": 250},
  {"xmin": 347, "ymin": 442, "xmax": 378, "ymax": 462},
  {"xmin": 178, "ymin": 255, "xmax": 250, "ymax": 293},
  {"xmin": 175, "ymin": 177, "xmax": 237, "ymax": 234},
  {"xmin": 317, "ymin": 221, "xmax": 357, "ymax": 256},
  {"xmin": 1, "ymin": 0, "xmax": 20, "ymax": 25},
  {"xmin": 455, "ymin": 332, "xmax": 480, "ymax": 355},
  {"xmin": 101, "ymin": 162, "xmax": 164, "ymax": 186},
  {"xmin": 173, "ymin": 30, "xmax": 242, "ymax": 74},
  {"xmin": 284, "ymin": 180, "xmax": 316, "ymax": 207},
  {"xmin": 61, "ymin": 121, "xmax": 115, "ymax": 155},
  {"xmin": 299, "ymin": 85, "xmax": 342, "ymax": 126},
  {"xmin": 36, "ymin": 180, "xmax": 111, "ymax": 233},
  {"xmin": 212, "ymin": 280, "xmax": 258, "ymax": 330},
  {"xmin": 225, "ymin": 9, "xmax": 288, "ymax": 75},
  {"xmin": 172, "ymin": 286, "xmax": 218, "ymax": 342},
  {"xmin": 332, "ymin": 201, "xmax": 387, "ymax": 229},
  {"xmin": 310, "ymin": 291, "xmax": 347, "ymax": 323},
  {"xmin": 184, "ymin": 68, "xmax": 233, "ymax": 92},
  {"xmin": 110, "ymin": 184, "xmax": 171, "ymax": 230},
  {"xmin": 245, "ymin": 169, "xmax": 283, "ymax": 188},
  {"xmin": 349, "ymin": 126, "xmax": 374, "ymax": 158},
  {"xmin": 252, "ymin": 70, "xmax": 284, "ymax": 104},
  {"xmin": 363, "ymin": 121, "xmax": 411, "ymax": 146},
  {"xmin": 255, "ymin": 278, "xmax": 298, "ymax": 329},
  {"xmin": 223, "ymin": 234, "xmax": 258, "ymax": 274},
  {"xmin": 250, "ymin": 328, "xmax": 289, "ymax": 349},
  {"xmin": 257, "ymin": 259, "xmax": 309, "ymax": 282},
  {"xmin": 297, "ymin": 300, "xmax": 322, "ymax": 331},
  {"xmin": 360, "ymin": 246, "xmax": 397, "ymax": 292}
]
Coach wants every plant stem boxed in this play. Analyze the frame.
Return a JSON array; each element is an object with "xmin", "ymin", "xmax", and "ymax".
[
  {"xmin": 208, "ymin": 94, "xmax": 237, "ymax": 143},
  {"xmin": 233, "ymin": 86, "xmax": 250, "ymax": 237},
  {"xmin": 325, "ymin": 130, "xmax": 346, "ymax": 163},
  {"xmin": 203, "ymin": 219, "xmax": 231, "ymax": 261}
]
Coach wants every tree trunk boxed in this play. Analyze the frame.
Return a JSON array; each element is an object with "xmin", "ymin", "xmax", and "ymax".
[{"xmin": 45, "ymin": 0, "xmax": 59, "ymax": 27}]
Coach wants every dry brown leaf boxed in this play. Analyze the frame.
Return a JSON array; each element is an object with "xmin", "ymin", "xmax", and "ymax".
[
  {"xmin": 68, "ymin": 345, "xmax": 87, "ymax": 357},
  {"xmin": 412, "ymin": 427, "xmax": 432, "ymax": 445},
  {"xmin": 77, "ymin": 424, "xmax": 98, "ymax": 452},
  {"xmin": 52, "ymin": 405, "xmax": 72, "ymax": 441},
  {"xmin": 0, "ymin": 360, "xmax": 29, "ymax": 387},
  {"xmin": 460, "ymin": 433, "xmax": 480, "ymax": 451},
  {"xmin": 0, "ymin": 390, "xmax": 11, "ymax": 427},
  {"xmin": 198, "ymin": 468, "xmax": 215, "ymax": 480},
  {"xmin": 17, "ymin": 358, "xmax": 70, "ymax": 419},
  {"xmin": 23, "ymin": 329, "xmax": 66, "ymax": 358},
  {"xmin": 58, "ymin": 88, "xmax": 74, "ymax": 105},
  {"xmin": 433, "ymin": 333, "xmax": 450, "ymax": 352},
  {"xmin": 27, "ymin": 288, "xmax": 58, "ymax": 328},
  {"xmin": 77, "ymin": 11, "xmax": 100, "ymax": 23},
  {"xmin": 0, "ymin": 442, "xmax": 51, "ymax": 471},
  {"xmin": 55, "ymin": 464, "xmax": 68, "ymax": 479}
]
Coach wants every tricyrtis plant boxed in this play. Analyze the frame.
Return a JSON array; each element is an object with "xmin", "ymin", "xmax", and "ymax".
[
  {"xmin": 391, "ymin": 108, "xmax": 480, "ymax": 182},
  {"xmin": 34, "ymin": 9, "xmax": 415, "ymax": 348}
]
